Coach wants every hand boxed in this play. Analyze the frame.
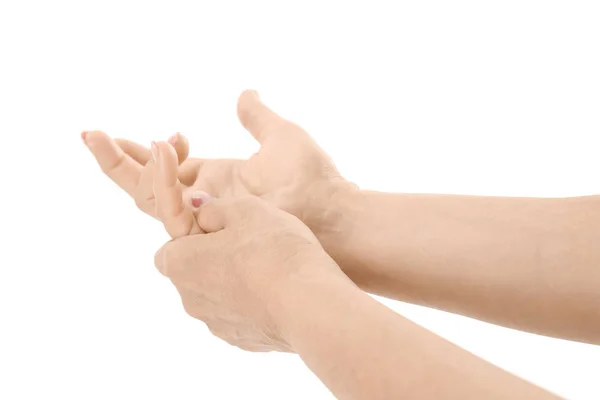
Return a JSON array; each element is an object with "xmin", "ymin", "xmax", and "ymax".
[
  {"xmin": 82, "ymin": 130, "xmax": 202, "ymax": 218},
  {"xmin": 204, "ymin": 90, "xmax": 349, "ymax": 229},
  {"xmin": 83, "ymin": 90, "xmax": 357, "ymax": 235},
  {"xmin": 153, "ymin": 195, "xmax": 347, "ymax": 352}
]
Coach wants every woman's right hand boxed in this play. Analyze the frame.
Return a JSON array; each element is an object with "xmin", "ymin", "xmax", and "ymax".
[{"xmin": 83, "ymin": 90, "xmax": 358, "ymax": 239}]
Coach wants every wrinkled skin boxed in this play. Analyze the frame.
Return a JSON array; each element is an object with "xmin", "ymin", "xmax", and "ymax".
[{"xmin": 152, "ymin": 195, "xmax": 345, "ymax": 352}]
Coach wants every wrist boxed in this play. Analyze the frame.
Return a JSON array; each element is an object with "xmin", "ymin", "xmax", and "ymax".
[
  {"xmin": 301, "ymin": 179, "xmax": 369, "ymax": 275},
  {"xmin": 266, "ymin": 255, "xmax": 357, "ymax": 351},
  {"xmin": 302, "ymin": 179, "xmax": 365, "ymax": 247}
]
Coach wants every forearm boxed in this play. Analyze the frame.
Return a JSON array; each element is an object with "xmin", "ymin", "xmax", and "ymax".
[
  {"xmin": 274, "ymin": 267, "xmax": 554, "ymax": 400},
  {"xmin": 316, "ymin": 185, "xmax": 600, "ymax": 344}
]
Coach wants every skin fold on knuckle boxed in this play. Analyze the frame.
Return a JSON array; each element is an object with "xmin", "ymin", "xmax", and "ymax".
[{"xmin": 134, "ymin": 195, "xmax": 149, "ymax": 212}]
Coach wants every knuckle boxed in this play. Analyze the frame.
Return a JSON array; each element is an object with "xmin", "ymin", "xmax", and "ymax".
[
  {"xmin": 182, "ymin": 300, "xmax": 201, "ymax": 320},
  {"xmin": 166, "ymin": 226, "xmax": 188, "ymax": 240},
  {"xmin": 134, "ymin": 195, "xmax": 146, "ymax": 210},
  {"xmin": 103, "ymin": 153, "xmax": 126, "ymax": 174},
  {"xmin": 207, "ymin": 325, "xmax": 227, "ymax": 341},
  {"xmin": 238, "ymin": 195, "xmax": 262, "ymax": 209},
  {"xmin": 155, "ymin": 244, "xmax": 176, "ymax": 275}
]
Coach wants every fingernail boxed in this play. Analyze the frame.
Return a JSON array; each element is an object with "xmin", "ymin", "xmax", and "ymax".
[
  {"xmin": 191, "ymin": 191, "xmax": 212, "ymax": 208},
  {"xmin": 81, "ymin": 131, "xmax": 88, "ymax": 145},
  {"xmin": 249, "ymin": 89, "xmax": 260, "ymax": 98},
  {"xmin": 151, "ymin": 141, "xmax": 159, "ymax": 161},
  {"xmin": 168, "ymin": 133, "xmax": 179, "ymax": 146}
]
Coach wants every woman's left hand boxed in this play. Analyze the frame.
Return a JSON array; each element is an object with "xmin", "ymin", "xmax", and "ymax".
[{"xmin": 153, "ymin": 195, "xmax": 348, "ymax": 352}]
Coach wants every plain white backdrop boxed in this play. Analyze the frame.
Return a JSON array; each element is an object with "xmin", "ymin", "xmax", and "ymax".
[{"xmin": 1, "ymin": 1, "xmax": 599, "ymax": 398}]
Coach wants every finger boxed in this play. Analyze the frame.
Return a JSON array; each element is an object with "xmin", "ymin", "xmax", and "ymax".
[
  {"xmin": 140, "ymin": 175, "xmax": 200, "ymax": 220},
  {"xmin": 195, "ymin": 196, "xmax": 260, "ymax": 233},
  {"xmin": 134, "ymin": 136, "xmax": 192, "ymax": 218},
  {"xmin": 167, "ymin": 132, "xmax": 190, "ymax": 165},
  {"xmin": 178, "ymin": 158, "xmax": 205, "ymax": 186},
  {"xmin": 134, "ymin": 159, "xmax": 158, "ymax": 217},
  {"xmin": 153, "ymin": 141, "xmax": 203, "ymax": 238},
  {"xmin": 237, "ymin": 90, "xmax": 287, "ymax": 144},
  {"xmin": 82, "ymin": 130, "xmax": 142, "ymax": 195},
  {"xmin": 154, "ymin": 234, "xmax": 217, "ymax": 278},
  {"xmin": 114, "ymin": 138, "xmax": 151, "ymax": 165},
  {"xmin": 115, "ymin": 133, "xmax": 190, "ymax": 166}
]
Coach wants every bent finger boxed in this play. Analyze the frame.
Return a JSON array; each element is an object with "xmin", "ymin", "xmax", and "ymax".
[
  {"xmin": 153, "ymin": 141, "xmax": 203, "ymax": 238},
  {"xmin": 116, "ymin": 133, "xmax": 190, "ymax": 166},
  {"xmin": 167, "ymin": 132, "xmax": 190, "ymax": 165},
  {"xmin": 178, "ymin": 158, "xmax": 205, "ymax": 186},
  {"xmin": 134, "ymin": 160, "xmax": 158, "ymax": 217}
]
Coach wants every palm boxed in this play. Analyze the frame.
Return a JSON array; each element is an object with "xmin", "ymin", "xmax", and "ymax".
[
  {"xmin": 188, "ymin": 130, "xmax": 339, "ymax": 218},
  {"xmin": 85, "ymin": 90, "xmax": 341, "ymax": 223}
]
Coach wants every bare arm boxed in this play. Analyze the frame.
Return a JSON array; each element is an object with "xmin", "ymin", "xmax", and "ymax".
[
  {"xmin": 315, "ymin": 185, "xmax": 600, "ymax": 344},
  {"xmin": 84, "ymin": 92, "xmax": 600, "ymax": 344},
  {"xmin": 147, "ymin": 148, "xmax": 556, "ymax": 398},
  {"xmin": 275, "ymin": 267, "xmax": 556, "ymax": 399}
]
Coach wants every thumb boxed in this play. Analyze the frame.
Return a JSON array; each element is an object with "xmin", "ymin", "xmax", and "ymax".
[
  {"xmin": 237, "ymin": 90, "xmax": 287, "ymax": 144},
  {"xmin": 194, "ymin": 195, "xmax": 255, "ymax": 233}
]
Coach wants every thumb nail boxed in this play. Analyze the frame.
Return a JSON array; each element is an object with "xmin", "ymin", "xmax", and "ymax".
[{"xmin": 191, "ymin": 191, "xmax": 213, "ymax": 208}]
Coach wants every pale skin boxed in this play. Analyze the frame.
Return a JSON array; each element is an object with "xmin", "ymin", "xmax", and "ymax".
[{"xmin": 82, "ymin": 90, "xmax": 598, "ymax": 398}]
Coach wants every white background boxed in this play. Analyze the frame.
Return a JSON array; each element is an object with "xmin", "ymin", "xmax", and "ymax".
[{"xmin": 1, "ymin": 1, "xmax": 599, "ymax": 399}]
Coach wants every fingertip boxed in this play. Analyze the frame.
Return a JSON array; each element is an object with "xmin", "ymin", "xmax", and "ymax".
[
  {"xmin": 195, "ymin": 198, "xmax": 222, "ymax": 233},
  {"xmin": 168, "ymin": 132, "xmax": 190, "ymax": 165},
  {"xmin": 167, "ymin": 132, "xmax": 179, "ymax": 146},
  {"xmin": 190, "ymin": 191, "xmax": 213, "ymax": 208},
  {"xmin": 82, "ymin": 130, "xmax": 143, "ymax": 194},
  {"xmin": 155, "ymin": 140, "xmax": 178, "ymax": 163},
  {"xmin": 237, "ymin": 89, "xmax": 260, "ymax": 116},
  {"xmin": 244, "ymin": 89, "xmax": 260, "ymax": 99},
  {"xmin": 240, "ymin": 88, "xmax": 260, "ymax": 100},
  {"xmin": 237, "ymin": 89, "xmax": 270, "ymax": 142},
  {"xmin": 83, "ymin": 131, "xmax": 126, "ymax": 164},
  {"xmin": 83, "ymin": 130, "xmax": 110, "ymax": 148}
]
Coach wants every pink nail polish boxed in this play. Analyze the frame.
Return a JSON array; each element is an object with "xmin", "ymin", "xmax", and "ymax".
[
  {"xmin": 191, "ymin": 198, "xmax": 202, "ymax": 207},
  {"xmin": 191, "ymin": 191, "xmax": 212, "ymax": 208}
]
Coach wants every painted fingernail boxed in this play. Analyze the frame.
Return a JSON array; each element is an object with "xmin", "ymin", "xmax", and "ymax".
[
  {"xmin": 191, "ymin": 191, "xmax": 212, "ymax": 208},
  {"xmin": 168, "ymin": 133, "xmax": 179, "ymax": 146},
  {"xmin": 81, "ymin": 131, "xmax": 88, "ymax": 145},
  {"xmin": 151, "ymin": 141, "xmax": 159, "ymax": 161}
]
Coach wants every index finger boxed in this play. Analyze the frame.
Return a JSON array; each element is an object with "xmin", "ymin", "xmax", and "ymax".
[{"xmin": 83, "ymin": 130, "xmax": 142, "ymax": 195}]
